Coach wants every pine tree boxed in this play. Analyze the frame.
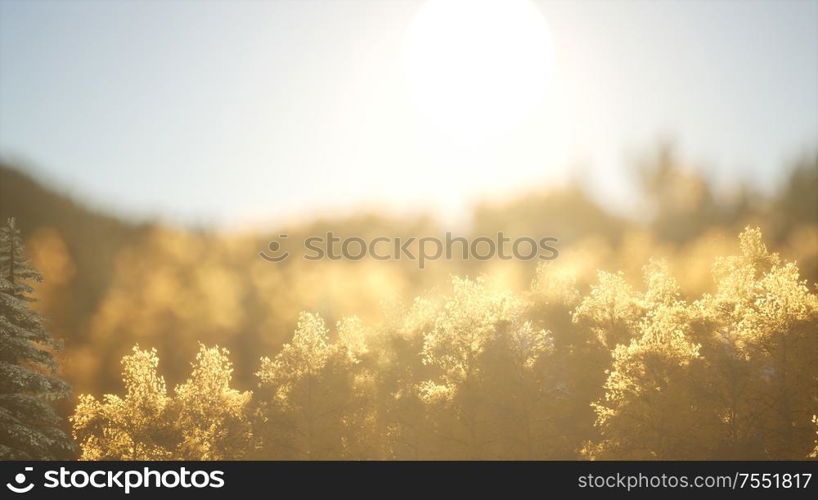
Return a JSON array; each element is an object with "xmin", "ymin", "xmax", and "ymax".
[{"xmin": 0, "ymin": 217, "xmax": 74, "ymax": 459}]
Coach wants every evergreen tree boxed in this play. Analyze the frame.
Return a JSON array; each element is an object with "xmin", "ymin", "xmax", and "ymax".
[{"xmin": 0, "ymin": 217, "xmax": 74, "ymax": 459}]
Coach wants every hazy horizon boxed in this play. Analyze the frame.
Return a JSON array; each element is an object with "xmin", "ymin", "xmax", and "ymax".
[{"xmin": 1, "ymin": 0, "xmax": 817, "ymax": 227}]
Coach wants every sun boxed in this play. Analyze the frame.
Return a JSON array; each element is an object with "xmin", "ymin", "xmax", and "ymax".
[{"xmin": 403, "ymin": 0, "xmax": 554, "ymax": 141}]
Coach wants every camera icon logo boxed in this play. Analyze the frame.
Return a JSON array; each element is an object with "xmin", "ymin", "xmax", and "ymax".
[{"xmin": 6, "ymin": 467, "xmax": 34, "ymax": 494}]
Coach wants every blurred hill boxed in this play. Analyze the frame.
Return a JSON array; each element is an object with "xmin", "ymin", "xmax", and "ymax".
[
  {"xmin": 0, "ymin": 165, "xmax": 149, "ymax": 340},
  {"xmin": 1, "ymin": 147, "xmax": 816, "ymax": 398}
]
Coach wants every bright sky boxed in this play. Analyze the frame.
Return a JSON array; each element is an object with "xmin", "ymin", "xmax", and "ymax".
[{"xmin": 1, "ymin": 0, "xmax": 816, "ymax": 227}]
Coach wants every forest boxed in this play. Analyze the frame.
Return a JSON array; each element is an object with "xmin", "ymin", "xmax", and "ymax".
[{"xmin": 1, "ymin": 147, "xmax": 817, "ymax": 460}]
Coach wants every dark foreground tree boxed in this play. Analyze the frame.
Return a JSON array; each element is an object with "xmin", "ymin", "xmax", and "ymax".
[{"xmin": 0, "ymin": 217, "xmax": 74, "ymax": 459}]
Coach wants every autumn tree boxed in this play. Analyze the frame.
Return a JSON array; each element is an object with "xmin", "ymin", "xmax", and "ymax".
[
  {"xmin": 0, "ymin": 217, "xmax": 74, "ymax": 459},
  {"xmin": 587, "ymin": 261, "xmax": 713, "ymax": 459},
  {"xmin": 369, "ymin": 297, "xmax": 439, "ymax": 459},
  {"xmin": 72, "ymin": 344, "xmax": 251, "ymax": 460},
  {"xmin": 587, "ymin": 229, "xmax": 818, "ymax": 459},
  {"xmin": 174, "ymin": 345, "xmax": 253, "ymax": 459},
  {"xmin": 528, "ymin": 262, "xmax": 607, "ymax": 457},
  {"xmin": 255, "ymin": 312, "xmax": 370, "ymax": 459},
  {"xmin": 694, "ymin": 227, "xmax": 818, "ymax": 458},
  {"xmin": 573, "ymin": 270, "xmax": 643, "ymax": 349},
  {"xmin": 480, "ymin": 317, "xmax": 554, "ymax": 458},
  {"xmin": 417, "ymin": 277, "xmax": 553, "ymax": 458},
  {"xmin": 72, "ymin": 346, "xmax": 174, "ymax": 460}
]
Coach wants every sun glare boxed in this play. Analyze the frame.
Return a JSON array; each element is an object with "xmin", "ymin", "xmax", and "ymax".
[{"xmin": 403, "ymin": 0, "xmax": 554, "ymax": 141}]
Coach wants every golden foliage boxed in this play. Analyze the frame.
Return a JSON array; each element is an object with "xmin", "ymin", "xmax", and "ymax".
[
  {"xmin": 72, "ymin": 344, "xmax": 251, "ymax": 460},
  {"xmin": 71, "ymin": 228, "xmax": 818, "ymax": 460}
]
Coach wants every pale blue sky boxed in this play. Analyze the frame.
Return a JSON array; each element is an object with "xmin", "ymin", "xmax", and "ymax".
[{"xmin": 1, "ymin": 0, "xmax": 816, "ymax": 227}]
